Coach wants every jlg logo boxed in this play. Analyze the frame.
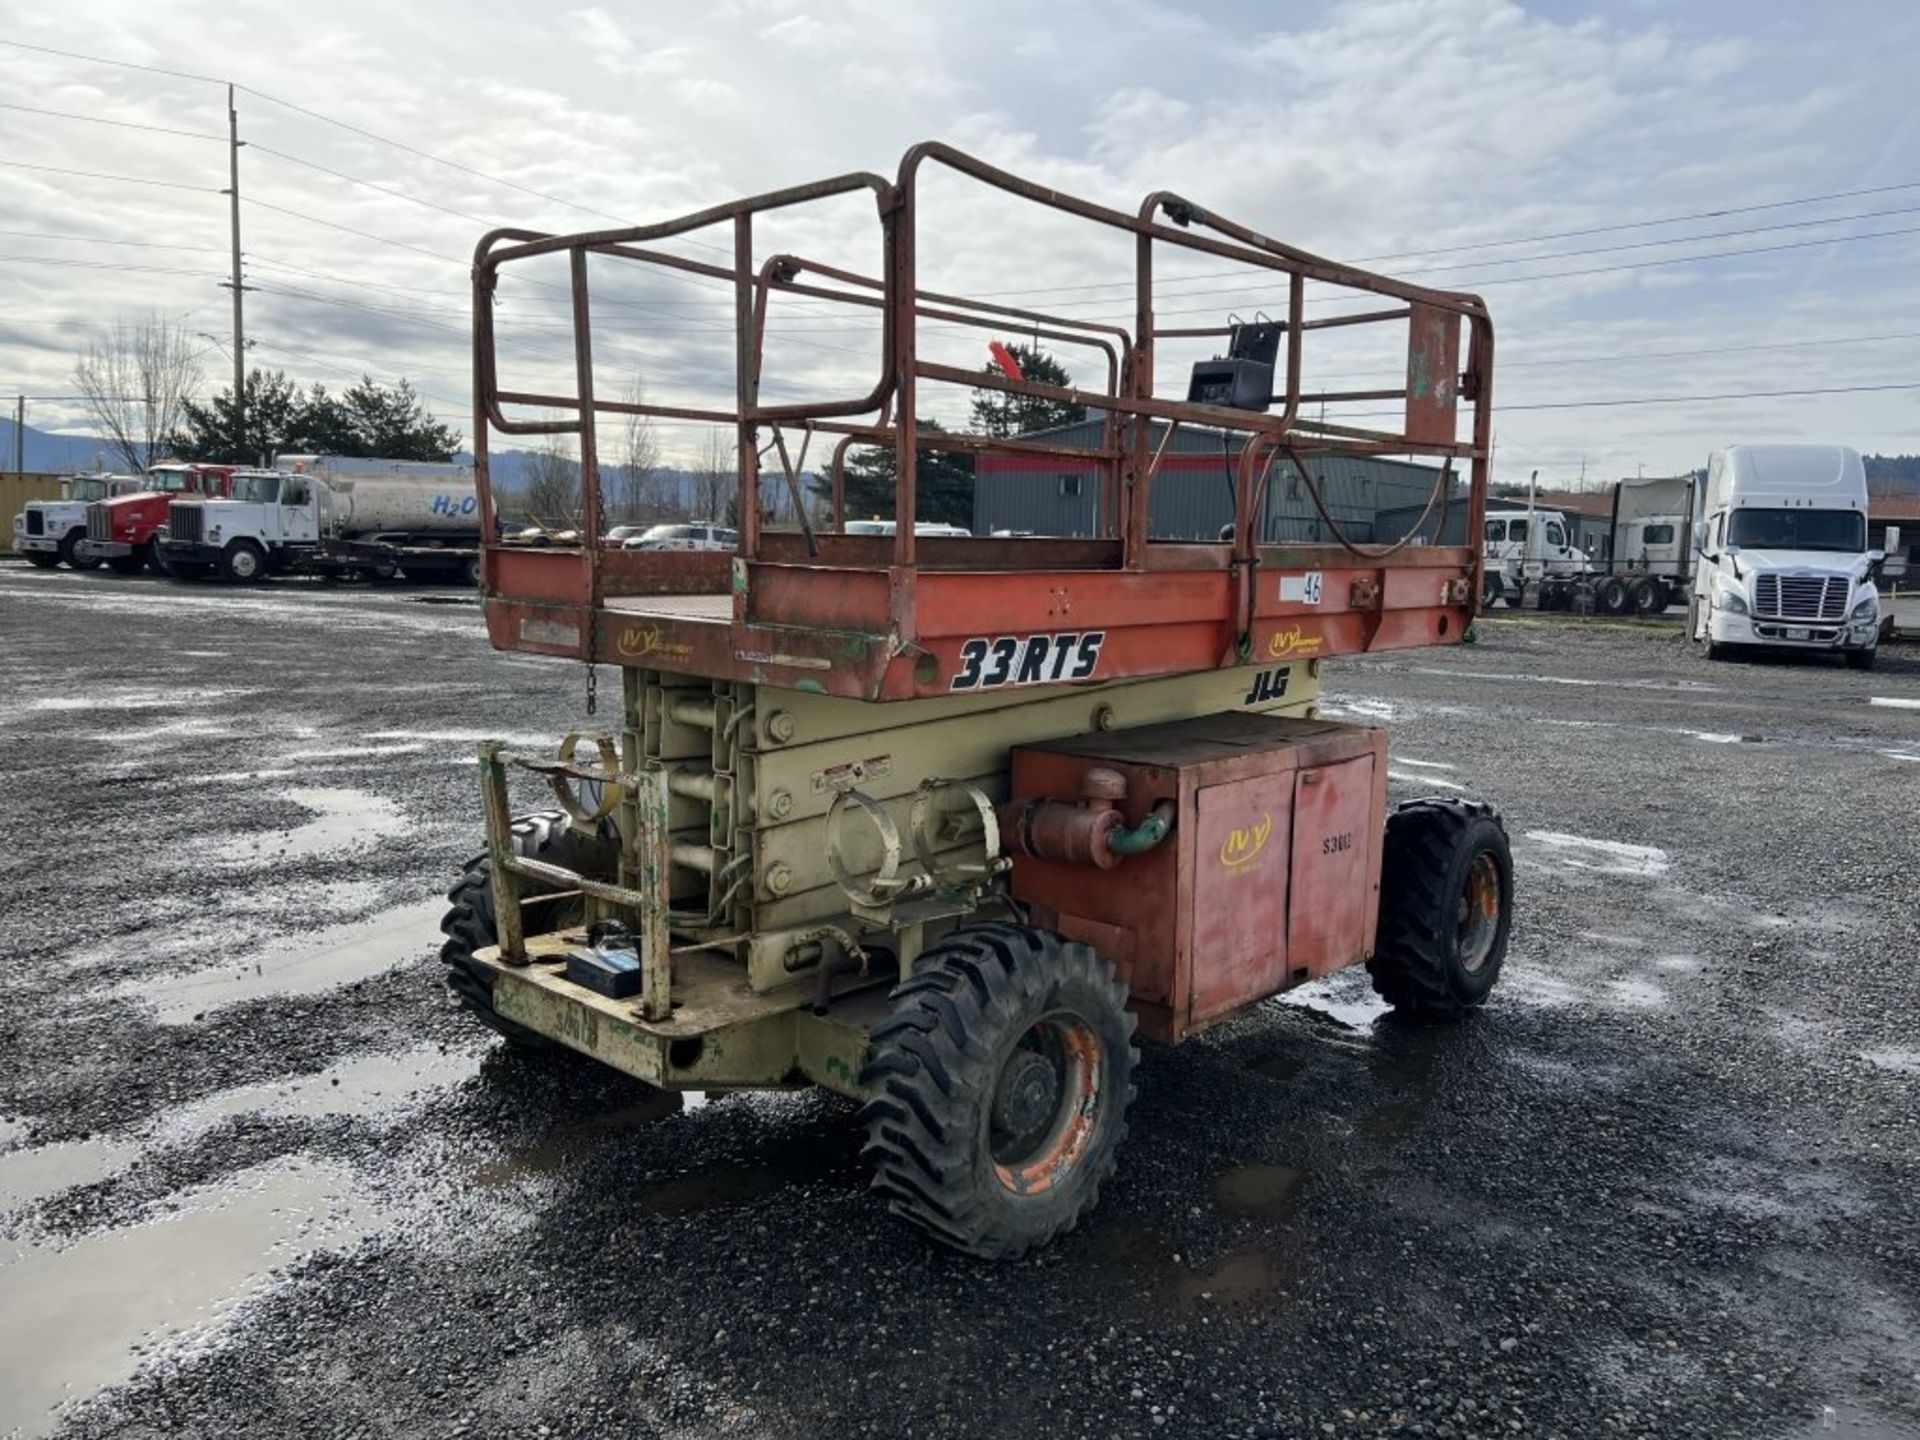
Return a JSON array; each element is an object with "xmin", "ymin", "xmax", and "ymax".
[{"xmin": 1219, "ymin": 814, "xmax": 1273, "ymax": 869}]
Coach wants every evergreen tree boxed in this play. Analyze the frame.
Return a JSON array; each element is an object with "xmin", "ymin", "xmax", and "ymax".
[
  {"xmin": 822, "ymin": 421, "xmax": 977, "ymax": 528},
  {"xmin": 169, "ymin": 370, "xmax": 461, "ymax": 463},
  {"xmin": 969, "ymin": 343, "xmax": 1084, "ymax": 439}
]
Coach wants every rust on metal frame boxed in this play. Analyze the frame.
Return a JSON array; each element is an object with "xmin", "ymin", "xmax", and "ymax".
[{"xmin": 468, "ymin": 142, "xmax": 1494, "ymax": 697}]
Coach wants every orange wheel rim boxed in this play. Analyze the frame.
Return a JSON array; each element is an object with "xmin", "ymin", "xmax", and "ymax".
[
  {"xmin": 990, "ymin": 1016, "xmax": 1103, "ymax": 1197},
  {"xmin": 1458, "ymin": 851, "xmax": 1501, "ymax": 972}
]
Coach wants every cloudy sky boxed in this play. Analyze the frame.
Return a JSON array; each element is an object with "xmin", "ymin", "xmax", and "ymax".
[{"xmin": 2, "ymin": 0, "xmax": 1917, "ymax": 482}]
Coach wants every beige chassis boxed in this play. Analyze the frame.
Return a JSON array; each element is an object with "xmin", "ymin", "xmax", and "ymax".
[{"xmin": 469, "ymin": 658, "xmax": 1323, "ymax": 1097}]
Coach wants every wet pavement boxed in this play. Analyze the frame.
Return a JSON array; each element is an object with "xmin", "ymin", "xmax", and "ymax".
[{"xmin": 0, "ymin": 561, "xmax": 1916, "ymax": 1439}]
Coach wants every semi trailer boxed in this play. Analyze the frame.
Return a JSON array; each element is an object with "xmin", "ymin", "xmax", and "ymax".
[
  {"xmin": 78, "ymin": 462, "xmax": 237, "ymax": 574},
  {"xmin": 157, "ymin": 455, "xmax": 480, "ymax": 583},
  {"xmin": 1689, "ymin": 444, "xmax": 1882, "ymax": 668},
  {"xmin": 12, "ymin": 474, "xmax": 142, "ymax": 569},
  {"xmin": 430, "ymin": 144, "xmax": 1510, "ymax": 1258}
]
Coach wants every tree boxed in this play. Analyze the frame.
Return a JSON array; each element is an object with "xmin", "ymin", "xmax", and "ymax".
[
  {"xmin": 520, "ymin": 436, "xmax": 580, "ymax": 525},
  {"xmin": 168, "ymin": 369, "xmax": 460, "ymax": 463},
  {"xmin": 969, "ymin": 342, "xmax": 1084, "ymax": 440},
  {"xmin": 614, "ymin": 372, "xmax": 661, "ymax": 521},
  {"xmin": 692, "ymin": 429, "xmax": 736, "ymax": 524},
  {"xmin": 820, "ymin": 421, "xmax": 976, "ymax": 528},
  {"xmin": 338, "ymin": 375, "xmax": 460, "ymax": 460},
  {"xmin": 72, "ymin": 314, "xmax": 203, "ymax": 473}
]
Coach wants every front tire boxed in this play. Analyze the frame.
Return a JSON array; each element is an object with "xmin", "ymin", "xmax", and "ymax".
[
  {"xmin": 859, "ymin": 924, "xmax": 1137, "ymax": 1259},
  {"xmin": 24, "ymin": 550, "xmax": 60, "ymax": 569},
  {"xmin": 1844, "ymin": 647, "xmax": 1876, "ymax": 671},
  {"xmin": 438, "ymin": 811, "xmax": 617, "ymax": 1049},
  {"xmin": 106, "ymin": 550, "xmax": 146, "ymax": 575},
  {"xmin": 58, "ymin": 530, "xmax": 101, "ymax": 570},
  {"xmin": 222, "ymin": 539, "xmax": 267, "ymax": 583},
  {"xmin": 1368, "ymin": 798, "xmax": 1512, "ymax": 1021}
]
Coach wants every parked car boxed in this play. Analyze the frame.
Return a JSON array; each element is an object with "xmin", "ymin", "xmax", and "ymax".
[
  {"xmin": 623, "ymin": 523, "xmax": 740, "ymax": 552},
  {"xmin": 842, "ymin": 520, "xmax": 973, "ymax": 537}
]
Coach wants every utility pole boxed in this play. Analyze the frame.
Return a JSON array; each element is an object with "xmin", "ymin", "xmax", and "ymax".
[
  {"xmin": 11, "ymin": 396, "xmax": 23, "ymax": 474},
  {"xmin": 222, "ymin": 84, "xmax": 248, "ymax": 455}
]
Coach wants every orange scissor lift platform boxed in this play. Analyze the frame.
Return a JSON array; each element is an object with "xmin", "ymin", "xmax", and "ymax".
[{"xmin": 470, "ymin": 143, "xmax": 1493, "ymax": 697}]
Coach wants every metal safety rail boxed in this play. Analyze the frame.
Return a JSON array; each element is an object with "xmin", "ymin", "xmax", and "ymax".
[
  {"xmin": 476, "ymin": 740, "xmax": 675, "ymax": 1020},
  {"xmin": 470, "ymin": 142, "xmax": 1495, "ymax": 699}
]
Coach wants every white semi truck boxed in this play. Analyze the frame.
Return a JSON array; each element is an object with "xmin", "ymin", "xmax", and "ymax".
[
  {"xmin": 12, "ymin": 474, "xmax": 142, "ymax": 569},
  {"xmin": 155, "ymin": 455, "xmax": 481, "ymax": 584},
  {"xmin": 1480, "ymin": 507, "xmax": 1586, "ymax": 607},
  {"xmin": 1688, "ymin": 444, "xmax": 1882, "ymax": 669}
]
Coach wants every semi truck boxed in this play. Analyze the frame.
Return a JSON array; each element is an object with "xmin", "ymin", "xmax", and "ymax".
[
  {"xmin": 1480, "ymin": 506, "xmax": 1586, "ymax": 607},
  {"xmin": 78, "ymin": 462, "xmax": 237, "ymax": 574},
  {"xmin": 156, "ymin": 455, "xmax": 481, "ymax": 584},
  {"xmin": 1689, "ymin": 444, "xmax": 1882, "ymax": 669},
  {"xmin": 12, "ymin": 474, "xmax": 142, "ymax": 570}
]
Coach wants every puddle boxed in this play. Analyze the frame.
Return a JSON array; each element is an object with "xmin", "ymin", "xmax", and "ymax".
[
  {"xmin": 1880, "ymin": 750, "xmax": 1920, "ymax": 763},
  {"xmin": 1681, "ymin": 730, "xmax": 1744, "ymax": 743},
  {"xmin": 169, "ymin": 1042, "xmax": 487, "ymax": 1135},
  {"xmin": 1522, "ymin": 830, "xmax": 1670, "ymax": 877},
  {"xmin": 475, "ymin": 1090, "xmax": 690, "ymax": 1187},
  {"xmin": 1175, "ymin": 1250, "xmax": 1278, "ymax": 1312},
  {"xmin": 0, "ymin": 1137, "xmax": 144, "ymax": 1212},
  {"xmin": 1324, "ymin": 697, "xmax": 1398, "ymax": 720},
  {"xmin": 1389, "ymin": 769, "xmax": 1466, "ymax": 791},
  {"xmin": 1215, "ymin": 1163, "xmax": 1305, "ymax": 1222},
  {"xmin": 1800, "ymin": 1402, "xmax": 1914, "ymax": 1437},
  {"xmin": 119, "ymin": 898, "xmax": 447, "ymax": 1023},
  {"xmin": 282, "ymin": 743, "xmax": 430, "ymax": 762},
  {"xmin": 1273, "ymin": 973, "xmax": 1389, "ymax": 1030},
  {"xmin": 215, "ymin": 786, "xmax": 409, "ymax": 864},
  {"xmin": 1247, "ymin": 1051, "xmax": 1305, "ymax": 1082},
  {"xmin": 637, "ymin": 1163, "xmax": 785, "ymax": 1215},
  {"xmin": 1391, "ymin": 756, "xmax": 1455, "ymax": 771},
  {"xmin": 1866, "ymin": 697, "xmax": 1920, "ymax": 710},
  {"xmin": 1859, "ymin": 1047, "xmax": 1920, "ymax": 1076},
  {"xmin": 364, "ymin": 728, "xmax": 556, "ymax": 750},
  {"xmin": 1604, "ymin": 977, "xmax": 1668, "ymax": 1009},
  {"xmin": 0, "ymin": 1158, "xmax": 383, "ymax": 1440}
]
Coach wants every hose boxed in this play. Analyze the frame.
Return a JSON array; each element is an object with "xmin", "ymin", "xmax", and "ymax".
[{"xmin": 1108, "ymin": 800, "xmax": 1176, "ymax": 856}]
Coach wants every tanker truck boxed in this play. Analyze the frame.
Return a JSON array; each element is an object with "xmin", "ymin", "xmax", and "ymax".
[{"xmin": 155, "ymin": 455, "xmax": 481, "ymax": 584}]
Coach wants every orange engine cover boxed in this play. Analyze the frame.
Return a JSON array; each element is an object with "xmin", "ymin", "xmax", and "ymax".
[{"xmin": 1008, "ymin": 712, "xmax": 1388, "ymax": 1043}]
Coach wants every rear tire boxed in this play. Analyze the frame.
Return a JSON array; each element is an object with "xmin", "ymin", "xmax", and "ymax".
[
  {"xmin": 1481, "ymin": 572, "xmax": 1504, "ymax": 610},
  {"xmin": 24, "ymin": 551, "xmax": 60, "ymax": 569},
  {"xmin": 1367, "ymin": 798, "xmax": 1512, "ymax": 1021},
  {"xmin": 438, "ymin": 811, "xmax": 618, "ymax": 1049},
  {"xmin": 859, "ymin": 923, "xmax": 1137, "ymax": 1259},
  {"xmin": 1597, "ymin": 577, "xmax": 1628, "ymax": 615},
  {"xmin": 1629, "ymin": 577, "xmax": 1663, "ymax": 616},
  {"xmin": 58, "ymin": 530, "xmax": 101, "ymax": 570}
]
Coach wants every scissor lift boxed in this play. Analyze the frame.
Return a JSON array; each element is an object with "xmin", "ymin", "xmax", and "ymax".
[{"xmin": 439, "ymin": 143, "xmax": 1512, "ymax": 1257}]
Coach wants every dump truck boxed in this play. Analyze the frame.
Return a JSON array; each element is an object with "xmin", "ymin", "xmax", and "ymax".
[
  {"xmin": 157, "ymin": 455, "xmax": 479, "ymax": 583},
  {"xmin": 12, "ymin": 474, "xmax": 142, "ymax": 569},
  {"xmin": 78, "ymin": 462, "xmax": 237, "ymax": 574},
  {"xmin": 434, "ymin": 144, "xmax": 1509, "ymax": 1258}
]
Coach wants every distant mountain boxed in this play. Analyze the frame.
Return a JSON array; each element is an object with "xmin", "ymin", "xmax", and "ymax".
[{"xmin": 0, "ymin": 419, "xmax": 120, "ymax": 474}]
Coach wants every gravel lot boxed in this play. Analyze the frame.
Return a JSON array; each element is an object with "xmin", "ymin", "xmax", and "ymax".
[{"xmin": 1, "ymin": 560, "xmax": 1916, "ymax": 1440}]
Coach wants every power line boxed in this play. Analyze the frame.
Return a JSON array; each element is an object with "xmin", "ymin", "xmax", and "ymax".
[
  {"xmin": 247, "ymin": 143, "xmax": 497, "ymax": 226},
  {"xmin": 0, "ymin": 99, "xmax": 224, "ymax": 142},
  {"xmin": 0, "ymin": 228, "xmax": 224, "ymax": 253},
  {"xmin": 1501, "ymin": 382, "xmax": 1920, "ymax": 411},
  {"xmin": 0, "ymin": 157, "xmax": 216, "ymax": 191},
  {"xmin": 0, "ymin": 254, "xmax": 224, "ymax": 277},
  {"xmin": 1499, "ymin": 329, "xmax": 1920, "ymax": 371}
]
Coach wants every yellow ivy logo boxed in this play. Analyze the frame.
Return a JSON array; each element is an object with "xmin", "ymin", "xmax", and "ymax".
[
  {"xmin": 617, "ymin": 624, "xmax": 692, "ymax": 662},
  {"xmin": 1219, "ymin": 814, "xmax": 1273, "ymax": 869},
  {"xmin": 1265, "ymin": 625, "xmax": 1325, "ymax": 659}
]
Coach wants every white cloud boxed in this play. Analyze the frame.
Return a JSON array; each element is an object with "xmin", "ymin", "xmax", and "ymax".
[{"xmin": 0, "ymin": 0, "xmax": 1915, "ymax": 479}]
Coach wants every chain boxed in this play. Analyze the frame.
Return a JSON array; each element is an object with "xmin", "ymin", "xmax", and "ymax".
[{"xmin": 586, "ymin": 661, "xmax": 598, "ymax": 717}]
